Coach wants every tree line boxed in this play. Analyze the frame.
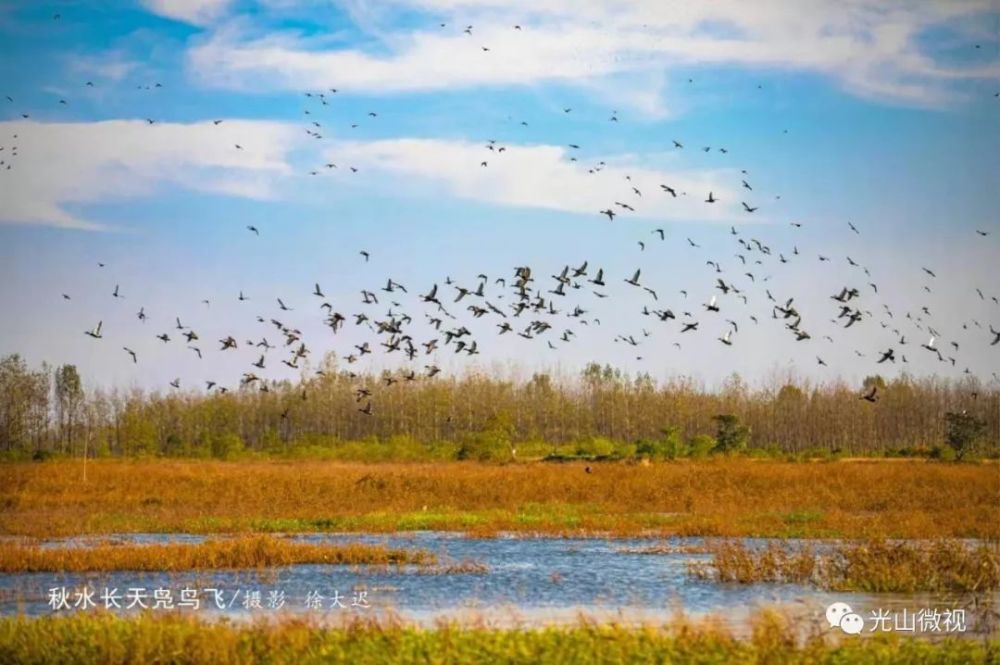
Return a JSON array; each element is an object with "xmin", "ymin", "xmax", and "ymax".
[{"xmin": 1, "ymin": 354, "xmax": 996, "ymax": 460}]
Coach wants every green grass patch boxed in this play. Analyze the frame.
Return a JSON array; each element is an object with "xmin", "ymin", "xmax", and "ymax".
[{"xmin": 782, "ymin": 509, "xmax": 825, "ymax": 525}]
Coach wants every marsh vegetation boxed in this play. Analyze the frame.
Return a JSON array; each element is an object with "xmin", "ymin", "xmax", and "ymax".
[{"xmin": 1, "ymin": 459, "xmax": 996, "ymax": 540}]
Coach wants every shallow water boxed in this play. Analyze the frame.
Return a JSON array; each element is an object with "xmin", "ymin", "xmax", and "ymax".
[{"xmin": 1, "ymin": 532, "xmax": 994, "ymax": 636}]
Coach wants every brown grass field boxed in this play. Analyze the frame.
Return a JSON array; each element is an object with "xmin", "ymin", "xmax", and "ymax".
[
  {"xmin": 690, "ymin": 539, "xmax": 999, "ymax": 593},
  {"xmin": 0, "ymin": 535, "xmax": 434, "ymax": 573},
  {"xmin": 1, "ymin": 459, "xmax": 996, "ymax": 539},
  {"xmin": 2, "ymin": 609, "xmax": 997, "ymax": 665}
]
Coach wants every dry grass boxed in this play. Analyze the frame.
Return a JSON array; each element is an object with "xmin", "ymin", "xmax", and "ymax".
[
  {"xmin": 617, "ymin": 543, "xmax": 714, "ymax": 555},
  {"xmin": 690, "ymin": 539, "xmax": 1000, "ymax": 593},
  {"xmin": 0, "ymin": 609, "xmax": 996, "ymax": 665},
  {"xmin": 416, "ymin": 559, "xmax": 490, "ymax": 575},
  {"xmin": 0, "ymin": 459, "xmax": 996, "ymax": 539},
  {"xmin": 0, "ymin": 535, "xmax": 434, "ymax": 573}
]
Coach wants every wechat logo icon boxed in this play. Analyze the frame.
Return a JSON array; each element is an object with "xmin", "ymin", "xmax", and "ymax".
[{"xmin": 826, "ymin": 602, "xmax": 864, "ymax": 635}]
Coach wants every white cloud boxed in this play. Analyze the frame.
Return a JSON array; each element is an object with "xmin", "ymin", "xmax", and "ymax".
[
  {"xmin": 142, "ymin": 0, "xmax": 233, "ymax": 25},
  {"xmin": 0, "ymin": 120, "xmax": 303, "ymax": 230},
  {"xmin": 0, "ymin": 121, "xmax": 754, "ymax": 230},
  {"xmin": 0, "ymin": 120, "xmax": 752, "ymax": 229},
  {"xmin": 330, "ymin": 138, "xmax": 748, "ymax": 223},
  {"xmin": 187, "ymin": 0, "xmax": 998, "ymax": 108},
  {"xmin": 67, "ymin": 49, "xmax": 142, "ymax": 83}
]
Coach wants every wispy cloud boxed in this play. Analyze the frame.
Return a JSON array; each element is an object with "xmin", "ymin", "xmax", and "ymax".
[
  {"xmin": 66, "ymin": 49, "xmax": 143, "ymax": 83},
  {"xmin": 185, "ymin": 0, "xmax": 997, "ymax": 109},
  {"xmin": 142, "ymin": 0, "xmax": 233, "ymax": 26},
  {"xmin": 330, "ymin": 137, "xmax": 747, "ymax": 222},
  {"xmin": 0, "ymin": 121, "xmax": 751, "ymax": 230},
  {"xmin": 0, "ymin": 119, "xmax": 303, "ymax": 230}
]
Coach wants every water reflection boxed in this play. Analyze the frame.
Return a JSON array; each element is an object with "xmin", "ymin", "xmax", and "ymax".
[{"xmin": 1, "ymin": 532, "xmax": 994, "ymax": 635}]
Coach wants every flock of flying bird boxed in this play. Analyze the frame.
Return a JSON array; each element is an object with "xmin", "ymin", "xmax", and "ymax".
[{"xmin": 5, "ymin": 13, "xmax": 1000, "ymax": 419}]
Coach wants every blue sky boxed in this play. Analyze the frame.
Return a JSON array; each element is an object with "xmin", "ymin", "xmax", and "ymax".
[{"xmin": 0, "ymin": 0, "xmax": 998, "ymax": 393}]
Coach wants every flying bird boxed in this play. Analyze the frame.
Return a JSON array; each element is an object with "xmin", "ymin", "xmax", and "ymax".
[
  {"xmin": 877, "ymin": 348, "xmax": 896, "ymax": 364},
  {"xmin": 85, "ymin": 321, "xmax": 103, "ymax": 339}
]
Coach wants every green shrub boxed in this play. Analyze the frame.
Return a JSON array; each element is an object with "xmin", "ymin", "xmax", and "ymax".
[
  {"xmin": 458, "ymin": 412, "xmax": 516, "ymax": 462},
  {"xmin": 163, "ymin": 433, "xmax": 184, "ymax": 456},
  {"xmin": 636, "ymin": 427, "xmax": 687, "ymax": 459},
  {"xmin": 748, "ymin": 444, "xmax": 783, "ymax": 459},
  {"xmin": 944, "ymin": 411, "xmax": 986, "ymax": 460},
  {"xmin": 688, "ymin": 434, "xmax": 716, "ymax": 458},
  {"xmin": 31, "ymin": 449, "xmax": 53, "ymax": 462},
  {"xmin": 930, "ymin": 444, "xmax": 957, "ymax": 461},
  {"xmin": 576, "ymin": 437, "xmax": 616, "ymax": 458},
  {"xmin": 210, "ymin": 433, "xmax": 245, "ymax": 460},
  {"xmin": 612, "ymin": 441, "xmax": 637, "ymax": 459},
  {"xmin": 712, "ymin": 414, "xmax": 750, "ymax": 454}
]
